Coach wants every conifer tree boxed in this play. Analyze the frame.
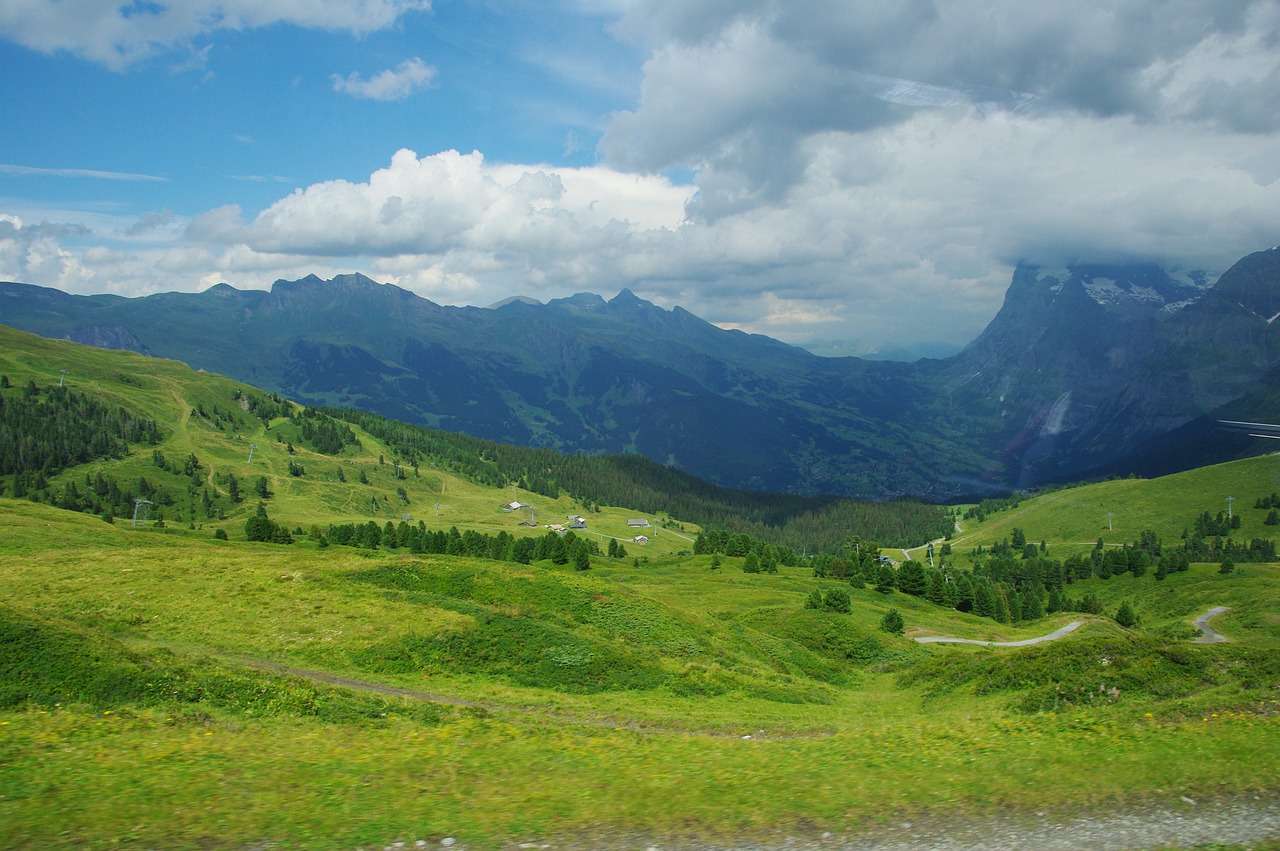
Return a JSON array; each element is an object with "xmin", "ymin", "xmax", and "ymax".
[
  {"xmin": 880, "ymin": 607, "xmax": 905, "ymax": 635},
  {"xmin": 1115, "ymin": 600, "xmax": 1138, "ymax": 627}
]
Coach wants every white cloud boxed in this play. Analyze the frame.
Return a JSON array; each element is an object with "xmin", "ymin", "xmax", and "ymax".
[
  {"xmin": 0, "ymin": 0, "xmax": 431, "ymax": 70},
  {"xmin": 0, "ymin": 216, "xmax": 93, "ymax": 292},
  {"xmin": 188, "ymin": 148, "xmax": 691, "ymax": 255},
  {"xmin": 332, "ymin": 57, "xmax": 437, "ymax": 101},
  {"xmin": 7, "ymin": 1, "xmax": 1280, "ymax": 355}
]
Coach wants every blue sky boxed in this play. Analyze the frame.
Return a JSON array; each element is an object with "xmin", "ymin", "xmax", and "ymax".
[{"xmin": 2, "ymin": 1, "xmax": 1279, "ymax": 355}]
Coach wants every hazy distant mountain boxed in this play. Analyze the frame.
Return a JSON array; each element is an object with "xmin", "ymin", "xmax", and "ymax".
[
  {"xmin": 3, "ymin": 247, "xmax": 1278, "ymax": 498},
  {"xmin": 795, "ymin": 339, "xmax": 962, "ymax": 361}
]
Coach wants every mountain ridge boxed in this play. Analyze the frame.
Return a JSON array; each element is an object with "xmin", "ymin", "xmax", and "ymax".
[{"xmin": 2, "ymin": 246, "xmax": 1277, "ymax": 498}]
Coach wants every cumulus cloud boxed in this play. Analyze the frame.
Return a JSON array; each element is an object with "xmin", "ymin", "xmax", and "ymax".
[
  {"xmin": 332, "ymin": 57, "xmax": 436, "ymax": 101},
  {"xmin": 0, "ymin": 216, "xmax": 94, "ymax": 291},
  {"xmin": 0, "ymin": 0, "xmax": 431, "ymax": 69},
  {"xmin": 187, "ymin": 148, "xmax": 690, "ymax": 257},
  {"xmin": 8, "ymin": 1, "xmax": 1280, "ymax": 355},
  {"xmin": 606, "ymin": 1, "xmax": 1280, "ymax": 175}
]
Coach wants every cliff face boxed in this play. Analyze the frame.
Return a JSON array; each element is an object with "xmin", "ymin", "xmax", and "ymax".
[{"xmin": 939, "ymin": 251, "xmax": 1280, "ymax": 486}]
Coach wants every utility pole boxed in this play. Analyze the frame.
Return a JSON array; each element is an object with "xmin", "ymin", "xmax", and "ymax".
[
  {"xmin": 435, "ymin": 502, "xmax": 442, "ymax": 518},
  {"xmin": 1226, "ymin": 496, "xmax": 1235, "ymax": 520},
  {"xmin": 1106, "ymin": 512, "xmax": 1114, "ymax": 532},
  {"xmin": 58, "ymin": 369, "xmax": 67, "ymax": 387},
  {"xmin": 247, "ymin": 443, "xmax": 257, "ymax": 463}
]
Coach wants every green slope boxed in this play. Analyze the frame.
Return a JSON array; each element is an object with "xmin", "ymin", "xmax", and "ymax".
[
  {"xmin": 944, "ymin": 457, "xmax": 1280, "ymax": 558},
  {"xmin": 0, "ymin": 325, "xmax": 1278, "ymax": 849}
]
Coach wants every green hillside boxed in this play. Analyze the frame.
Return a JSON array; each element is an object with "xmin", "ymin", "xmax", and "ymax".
[
  {"xmin": 0, "ymin": 325, "xmax": 706, "ymax": 558},
  {"xmin": 938, "ymin": 459, "xmax": 1280, "ymax": 559},
  {"xmin": 1, "ymin": 327, "xmax": 1278, "ymax": 849}
]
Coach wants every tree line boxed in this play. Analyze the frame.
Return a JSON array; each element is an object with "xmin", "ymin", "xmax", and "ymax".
[
  {"xmin": 317, "ymin": 520, "xmax": 604, "ymax": 571},
  {"xmin": 321, "ymin": 406, "xmax": 952, "ymax": 552},
  {"xmin": 0, "ymin": 381, "xmax": 162, "ymax": 480}
]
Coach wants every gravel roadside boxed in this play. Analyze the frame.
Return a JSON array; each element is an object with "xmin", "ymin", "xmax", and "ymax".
[{"xmin": 359, "ymin": 793, "xmax": 1280, "ymax": 851}]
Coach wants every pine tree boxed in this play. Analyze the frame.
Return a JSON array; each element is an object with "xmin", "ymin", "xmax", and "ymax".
[
  {"xmin": 925, "ymin": 571, "xmax": 947, "ymax": 605},
  {"xmin": 1114, "ymin": 600, "xmax": 1138, "ymax": 628},
  {"xmin": 973, "ymin": 582, "xmax": 996, "ymax": 619},
  {"xmin": 874, "ymin": 562, "xmax": 896, "ymax": 594},
  {"xmin": 880, "ymin": 607, "xmax": 905, "ymax": 635},
  {"xmin": 822, "ymin": 587, "xmax": 852, "ymax": 613},
  {"xmin": 897, "ymin": 560, "xmax": 927, "ymax": 596}
]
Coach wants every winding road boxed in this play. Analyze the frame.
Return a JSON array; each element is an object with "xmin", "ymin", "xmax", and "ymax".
[
  {"xmin": 1193, "ymin": 606, "xmax": 1232, "ymax": 643},
  {"xmin": 913, "ymin": 621, "xmax": 1084, "ymax": 646}
]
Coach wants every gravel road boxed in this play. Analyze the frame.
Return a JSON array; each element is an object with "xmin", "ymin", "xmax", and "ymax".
[
  {"xmin": 366, "ymin": 793, "xmax": 1280, "ymax": 851},
  {"xmin": 1194, "ymin": 606, "xmax": 1232, "ymax": 643},
  {"xmin": 913, "ymin": 621, "xmax": 1083, "ymax": 646}
]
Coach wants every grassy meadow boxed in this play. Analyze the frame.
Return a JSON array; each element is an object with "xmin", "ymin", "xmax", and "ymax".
[
  {"xmin": 1, "ymin": 328, "xmax": 1279, "ymax": 849},
  {"xmin": 929, "ymin": 456, "xmax": 1280, "ymax": 561}
]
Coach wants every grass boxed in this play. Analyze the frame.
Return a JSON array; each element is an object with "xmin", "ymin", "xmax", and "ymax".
[
  {"xmin": 0, "ymin": 326, "xmax": 701, "ymax": 557},
  {"xmin": 3, "ymin": 695, "xmax": 1276, "ymax": 849},
  {"xmin": 2, "ymin": 495, "xmax": 1278, "ymax": 849},
  {"xmin": 937, "ymin": 456, "xmax": 1280, "ymax": 560},
  {"xmin": 2, "ymin": 327, "xmax": 1279, "ymax": 848}
]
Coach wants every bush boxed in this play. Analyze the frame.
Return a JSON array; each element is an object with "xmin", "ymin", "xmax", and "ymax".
[
  {"xmin": 1114, "ymin": 600, "xmax": 1138, "ymax": 628},
  {"xmin": 822, "ymin": 587, "xmax": 852, "ymax": 613},
  {"xmin": 880, "ymin": 608, "xmax": 905, "ymax": 635}
]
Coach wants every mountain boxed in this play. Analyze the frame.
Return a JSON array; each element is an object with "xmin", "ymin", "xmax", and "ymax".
[
  {"xmin": 940, "ymin": 250, "xmax": 1280, "ymax": 487},
  {"xmin": 0, "ymin": 275, "xmax": 953, "ymax": 496},
  {"xmin": 2, "ymin": 247, "xmax": 1278, "ymax": 498}
]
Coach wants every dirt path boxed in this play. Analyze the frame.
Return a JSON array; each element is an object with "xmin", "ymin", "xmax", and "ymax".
[
  {"xmin": 240, "ymin": 658, "xmax": 832, "ymax": 739},
  {"xmin": 1193, "ymin": 606, "xmax": 1232, "ymax": 643},
  {"xmin": 243, "ymin": 659, "xmax": 488, "ymax": 708},
  {"xmin": 914, "ymin": 621, "xmax": 1084, "ymax": 646}
]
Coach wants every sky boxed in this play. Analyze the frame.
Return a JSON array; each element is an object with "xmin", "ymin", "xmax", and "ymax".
[{"xmin": 1, "ymin": 1, "xmax": 1278, "ymax": 357}]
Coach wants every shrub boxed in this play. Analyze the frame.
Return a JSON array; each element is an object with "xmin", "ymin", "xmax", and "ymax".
[
  {"xmin": 1114, "ymin": 600, "xmax": 1138, "ymax": 628},
  {"xmin": 880, "ymin": 608, "xmax": 905, "ymax": 635},
  {"xmin": 822, "ymin": 587, "xmax": 852, "ymax": 614}
]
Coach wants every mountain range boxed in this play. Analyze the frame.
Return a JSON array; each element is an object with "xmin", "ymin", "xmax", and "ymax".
[{"xmin": 3, "ymin": 246, "xmax": 1278, "ymax": 499}]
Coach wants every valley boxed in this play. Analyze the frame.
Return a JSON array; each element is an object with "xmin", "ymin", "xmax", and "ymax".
[
  {"xmin": 0, "ymin": 326, "xmax": 1277, "ymax": 849},
  {"xmin": 4, "ymin": 246, "xmax": 1278, "ymax": 500}
]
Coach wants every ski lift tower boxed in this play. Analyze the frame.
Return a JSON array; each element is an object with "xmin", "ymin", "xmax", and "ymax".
[{"xmin": 132, "ymin": 498, "xmax": 153, "ymax": 527}]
